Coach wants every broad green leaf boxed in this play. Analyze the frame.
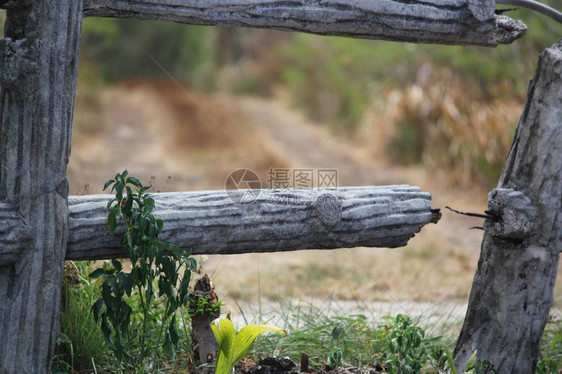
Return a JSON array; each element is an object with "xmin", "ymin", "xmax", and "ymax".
[
  {"xmin": 120, "ymin": 273, "xmax": 133, "ymax": 296},
  {"xmin": 211, "ymin": 318, "xmax": 235, "ymax": 357},
  {"xmin": 101, "ymin": 314, "xmax": 111, "ymax": 340},
  {"xmin": 123, "ymin": 188, "xmax": 133, "ymax": 216},
  {"xmin": 124, "ymin": 231, "xmax": 132, "ymax": 249},
  {"xmin": 101, "ymin": 283, "xmax": 112, "ymax": 312},
  {"xmin": 230, "ymin": 324, "xmax": 286, "ymax": 365},
  {"xmin": 144, "ymin": 197, "xmax": 155, "ymax": 212},
  {"xmin": 115, "ymin": 182, "xmax": 124, "ymax": 201},
  {"xmin": 92, "ymin": 298, "xmax": 104, "ymax": 321},
  {"xmin": 108, "ymin": 210, "xmax": 117, "ymax": 235},
  {"xmin": 106, "ymin": 198, "xmax": 117, "ymax": 210},
  {"xmin": 127, "ymin": 176, "xmax": 142, "ymax": 189},
  {"xmin": 103, "ymin": 179, "xmax": 115, "ymax": 191},
  {"xmin": 111, "ymin": 259, "xmax": 122, "ymax": 272},
  {"xmin": 89, "ymin": 268, "xmax": 106, "ymax": 279},
  {"xmin": 179, "ymin": 272, "xmax": 191, "ymax": 301},
  {"xmin": 169, "ymin": 315, "xmax": 179, "ymax": 345},
  {"xmin": 163, "ymin": 329, "xmax": 174, "ymax": 357},
  {"xmin": 215, "ymin": 353, "xmax": 230, "ymax": 374},
  {"xmin": 108, "ymin": 205, "xmax": 119, "ymax": 235},
  {"xmin": 211, "ymin": 318, "xmax": 236, "ymax": 374},
  {"xmin": 332, "ymin": 324, "xmax": 345, "ymax": 340},
  {"xmin": 107, "ymin": 275, "xmax": 119, "ymax": 294}
]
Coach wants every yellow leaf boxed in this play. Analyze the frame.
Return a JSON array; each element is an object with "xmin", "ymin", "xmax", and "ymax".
[
  {"xmin": 210, "ymin": 318, "xmax": 287, "ymax": 374},
  {"xmin": 230, "ymin": 325, "xmax": 287, "ymax": 366},
  {"xmin": 211, "ymin": 318, "xmax": 236, "ymax": 374}
]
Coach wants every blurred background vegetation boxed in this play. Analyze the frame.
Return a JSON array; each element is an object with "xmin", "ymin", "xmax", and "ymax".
[
  {"xmin": 78, "ymin": 2, "xmax": 562, "ymax": 190},
  {"xmin": 0, "ymin": 3, "xmax": 560, "ymax": 190}
]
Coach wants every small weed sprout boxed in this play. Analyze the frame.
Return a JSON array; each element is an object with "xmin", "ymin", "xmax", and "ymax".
[{"xmin": 326, "ymin": 324, "xmax": 345, "ymax": 369}]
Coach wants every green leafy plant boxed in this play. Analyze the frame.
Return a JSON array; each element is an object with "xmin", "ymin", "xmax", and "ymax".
[
  {"xmin": 536, "ymin": 358, "xmax": 559, "ymax": 374},
  {"xmin": 326, "ymin": 324, "xmax": 345, "ymax": 369},
  {"xmin": 90, "ymin": 170, "xmax": 196, "ymax": 370},
  {"xmin": 477, "ymin": 361, "xmax": 497, "ymax": 373},
  {"xmin": 252, "ymin": 301, "xmax": 452, "ymax": 371},
  {"xmin": 188, "ymin": 295, "xmax": 224, "ymax": 316},
  {"xmin": 211, "ymin": 317, "xmax": 287, "ymax": 374},
  {"xmin": 54, "ymin": 261, "xmax": 109, "ymax": 372},
  {"xmin": 382, "ymin": 314, "xmax": 430, "ymax": 374},
  {"xmin": 251, "ymin": 302, "xmax": 381, "ymax": 369},
  {"xmin": 327, "ymin": 347, "xmax": 343, "ymax": 369}
]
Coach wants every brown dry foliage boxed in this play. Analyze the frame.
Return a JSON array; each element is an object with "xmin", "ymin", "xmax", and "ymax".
[{"xmin": 363, "ymin": 64, "xmax": 522, "ymax": 191}]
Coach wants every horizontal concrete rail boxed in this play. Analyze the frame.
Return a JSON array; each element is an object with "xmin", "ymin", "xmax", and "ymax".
[
  {"xmin": 58, "ymin": 185, "xmax": 439, "ymax": 260},
  {"xmin": 81, "ymin": 0, "xmax": 526, "ymax": 46}
]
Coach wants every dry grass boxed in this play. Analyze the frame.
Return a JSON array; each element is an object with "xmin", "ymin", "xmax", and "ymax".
[
  {"xmin": 360, "ymin": 64, "xmax": 522, "ymax": 192},
  {"xmin": 210, "ymin": 249, "xmax": 478, "ymax": 303}
]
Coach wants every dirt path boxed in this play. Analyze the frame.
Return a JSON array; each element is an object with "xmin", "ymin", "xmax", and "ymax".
[
  {"xmin": 237, "ymin": 97, "xmax": 404, "ymax": 186},
  {"xmin": 235, "ymin": 96, "xmax": 485, "ymax": 251},
  {"xmin": 69, "ymin": 82, "xmax": 283, "ymax": 195}
]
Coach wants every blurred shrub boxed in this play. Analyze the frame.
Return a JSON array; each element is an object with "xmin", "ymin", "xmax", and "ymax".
[
  {"xmin": 218, "ymin": 61, "xmax": 272, "ymax": 96},
  {"xmin": 279, "ymin": 35, "xmax": 416, "ymax": 128},
  {"xmin": 366, "ymin": 64, "xmax": 521, "ymax": 190},
  {"xmin": 277, "ymin": 4, "xmax": 562, "ymax": 127},
  {"xmin": 81, "ymin": 18, "xmax": 217, "ymax": 89},
  {"xmin": 426, "ymin": 2, "xmax": 562, "ymax": 97},
  {"xmin": 214, "ymin": 29, "xmax": 289, "ymax": 96},
  {"xmin": 389, "ymin": 114, "xmax": 424, "ymax": 165},
  {"xmin": 274, "ymin": 2, "xmax": 562, "ymax": 188}
]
